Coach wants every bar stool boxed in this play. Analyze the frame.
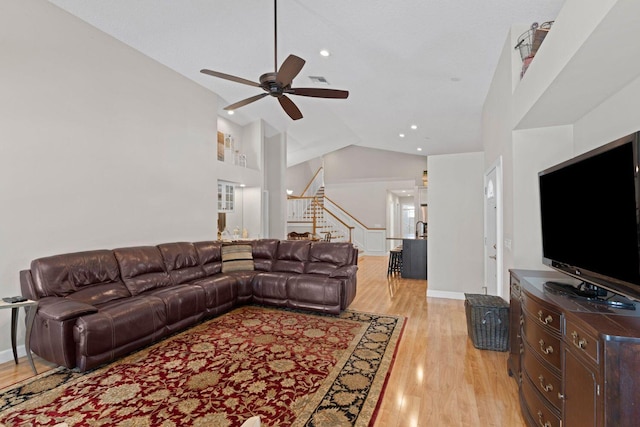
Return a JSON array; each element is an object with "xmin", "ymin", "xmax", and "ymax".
[{"xmin": 387, "ymin": 246, "xmax": 403, "ymax": 275}]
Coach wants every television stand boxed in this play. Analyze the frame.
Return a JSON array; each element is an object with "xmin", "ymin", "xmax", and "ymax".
[
  {"xmin": 544, "ymin": 280, "xmax": 636, "ymax": 310},
  {"xmin": 510, "ymin": 270, "xmax": 640, "ymax": 427}
]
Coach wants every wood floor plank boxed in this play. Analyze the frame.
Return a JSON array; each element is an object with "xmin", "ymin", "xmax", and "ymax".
[{"xmin": 0, "ymin": 255, "xmax": 525, "ymax": 426}]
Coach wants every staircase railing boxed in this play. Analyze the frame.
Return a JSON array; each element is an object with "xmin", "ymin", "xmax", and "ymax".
[
  {"xmin": 324, "ymin": 196, "xmax": 386, "ymax": 254},
  {"xmin": 287, "ymin": 196, "xmax": 316, "ymax": 223},
  {"xmin": 287, "ymin": 196, "xmax": 353, "ymax": 242},
  {"xmin": 286, "ymin": 166, "xmax": 387, "ymax": 254},
  {"xmin": 301, "ymin": 167, "xmax": 324, "ymax": 197},
  {"xmin": 311, "ymin": 198, "xmax": 353, "ymax": 242}
]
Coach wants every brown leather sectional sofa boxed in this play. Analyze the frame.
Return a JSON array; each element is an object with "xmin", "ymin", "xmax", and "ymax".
[{"xmin": 19, "ymin": 239, "xmax": 358, "ymax": 371}]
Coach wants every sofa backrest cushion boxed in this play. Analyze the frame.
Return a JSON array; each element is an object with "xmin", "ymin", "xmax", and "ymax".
[
  {"xmin": 221, "ymin": 244, "xmax": 254, "ymax": 273},
  {"xmin": 113, "ymin": 246, "xmax": 172, "ymax": 296},
  {"xmin": 251, "ymin": 239, "xmax": 279, "ymax": 271},
  {"xmin": 273, "ymin": 240, "xmax": 310, "ymax": 274},
  {"xmin": 157, "ymin": 242, "xmax": 206, "ymax": 285},
  {"xmin": 304, "ymin": 242, "xmax": 355, "ymax": 275},
  {"xmin": 30, "ymin": 250, "xmax": 130, "ymax": 305},
  {"xmin": 309, "ymin": 242, "xmax": 355, "ymax": 266},
  {"xmin": 193, "ymin": 241, "xmax": 222, "ymax": 275}
]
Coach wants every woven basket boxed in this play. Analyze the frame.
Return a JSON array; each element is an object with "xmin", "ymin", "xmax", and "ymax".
[{"xmin": 464, "ymin": 293, "xmax": 509, "ymax": 352}]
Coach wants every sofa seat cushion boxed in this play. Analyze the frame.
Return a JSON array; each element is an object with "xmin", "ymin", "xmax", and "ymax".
[
  {"xmin": 66, "ymin": 282, "xmax": 131, "ymax": 306},
  {"xmin": 251, "ymin": 272, "xmax": 292, "ymax": 305},
  {"xmin": 223, "ymin": 271, "xmax": 259, "ymax": 298},
  {"xmin": 74, "ymin": 296, "xmax": 167, "ymax": 358},
  {"xmin": 286, "ymin": 274, "xmax": 342, "ymax": 314},
  {"xmin": 191, "ymin": 275, "xmax": 238, "ymax": 311},
  {"xmin": 145, "ymin": 284, "xmax": 206, "ymax": 327}
]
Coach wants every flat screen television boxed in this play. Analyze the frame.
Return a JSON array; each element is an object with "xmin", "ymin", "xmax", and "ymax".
[{"xmin": 538, "ymin": 131, "xmax": 640, "ymax": 304}]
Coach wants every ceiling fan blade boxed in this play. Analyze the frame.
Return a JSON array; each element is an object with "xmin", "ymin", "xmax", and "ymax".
[
  {"xmin": 287, "ymin": 87, "xmax": 349, "ymax": 99},
  {"xmin": 224, "ymin": 93, "xmax": 268, "ymax": 111},
  {"xmin": 200, "ymin": 69, "xmax": 260, "ymax": 87},
  {"xmin": 278, "ymin": 95, "xmax": 303, "ymax": 120},
  {"xmin": 276, "ymin": 55, "xmax": 306, "ymax": 87}
]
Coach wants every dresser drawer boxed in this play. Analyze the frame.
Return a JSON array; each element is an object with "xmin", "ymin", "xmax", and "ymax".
[
  {"xmin": 523, "ymin": 314, "xmax": 561, "ymax": 369},
  {"xmin": 565, "ymin": 318, "xmax": 599, "ymax": 365},
  {"xmin": 522, "ymin": 374, "xmax": 561, "ymax": 427},
  {"xmin": 523, "ymin": 343, "xmax": 563, "ymax": 410},
  {"xmin": 523, "ymin": 292, "xmax": 561, "ymax": 333}
]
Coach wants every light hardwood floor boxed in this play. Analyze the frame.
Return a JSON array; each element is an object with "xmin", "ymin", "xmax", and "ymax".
[
  {"xmin": 0, "ymin": 255, "xmax": 524, "ymax": 426},
  {"xmin": 349, "ymin": 256, "xmax": 524, "ymax": 427}
]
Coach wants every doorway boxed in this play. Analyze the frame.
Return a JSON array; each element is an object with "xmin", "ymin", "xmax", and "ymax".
[{"xmin": 484, "ymin": 157, "xmax": 503, "ymax": 297}]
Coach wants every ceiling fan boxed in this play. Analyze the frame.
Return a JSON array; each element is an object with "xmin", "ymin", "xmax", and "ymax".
[{"xmin": 200, "ymin": 0, "xmax": 349, "ymax": 120}]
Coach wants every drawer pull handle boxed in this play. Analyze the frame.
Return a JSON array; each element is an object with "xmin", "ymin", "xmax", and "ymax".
[
  {"xmin": 571, "ymin": 331, "xmax": 588, "ymax": 350},
  {"xmin": 538, "ymin": 374, "xmax": 553, "ymax": 392},
  {"xmin": 537, "ymin": 310, "xmax": 553, "ymax": 325},
  {"xmin": 537, "ymin": 410, "xmax": 552, "ymax": 427},
  {"xmin": 539, "ymin": 339, "xmax": 553, "ymax": 355}
]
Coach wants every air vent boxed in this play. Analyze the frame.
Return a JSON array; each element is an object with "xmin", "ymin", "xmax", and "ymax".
[{"xmin": 309, "ymin": 76, "xmax": 329, "ymax": 85}]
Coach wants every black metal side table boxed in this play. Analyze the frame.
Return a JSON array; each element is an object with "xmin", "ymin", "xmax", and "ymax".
[{"xmin": 0, "ymin": 298, "xmax": 38, "ymax": 374}]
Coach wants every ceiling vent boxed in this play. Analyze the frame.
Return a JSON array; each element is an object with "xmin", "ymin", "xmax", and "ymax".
[{"xmin": 309, "ymin": 76, "xmax": 329, "ymax": 85}]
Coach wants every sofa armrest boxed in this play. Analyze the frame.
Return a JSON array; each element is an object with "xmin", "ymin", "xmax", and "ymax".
[
  {"xmin": 37, "ymin": 297, "xmax": 98, "ymax": 321},
  {"xmin": 329, "ymin": 265, "xmax": 358, "ymax": 279}
]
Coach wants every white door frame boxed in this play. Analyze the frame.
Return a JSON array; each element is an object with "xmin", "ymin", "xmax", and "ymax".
[{"xmin": 484, "ymin": 157, "xmax": 504, "ymax": 298}]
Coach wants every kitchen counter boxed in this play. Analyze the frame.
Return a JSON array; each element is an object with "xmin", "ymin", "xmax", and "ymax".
[{"xmin": 400, "ymin": 238, "xmax": 427, "ymax": 280}]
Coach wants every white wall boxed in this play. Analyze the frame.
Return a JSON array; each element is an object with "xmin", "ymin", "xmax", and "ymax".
[
  {"xmin": 265, "ymin": 133, "xmax": 287, "ymax": 238},
  {"xmin": 326, "ymin": 180, "xmax": 415, "ymax": 228},
  {"xmin": 0, "ymin": 1, "xmax": 223, "ymax": 361},
  {"xmin": 482, "ymin": 0, "xmax": 640, "ymax": 297},
  {"xmin": 287, "ymin": 146, "xmax": 427, "ymax": 228},
  {"xmin": 286, "ymin": 158, "xmax": 323, "ymax": 196},
  {"xmin": 427, "ymin": 152, "xmax": 485, "ymax": 299},
  {"xmin": 324, "ymin": 145, "xmax": 426, "ymax": 185},
  {"xmin": 512, "ymin": 126, "xmax": 573, "ymax": 269}
]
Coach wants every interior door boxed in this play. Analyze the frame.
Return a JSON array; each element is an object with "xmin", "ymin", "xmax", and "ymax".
[{"xmin": 484, "ymin": 164, "xmax": 499, "ymax": 295}]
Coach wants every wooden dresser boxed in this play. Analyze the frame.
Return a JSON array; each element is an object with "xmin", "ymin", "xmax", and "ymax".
[{"xmin": 509, "ymin": 269, "xmax": 640, "ymax": 427}]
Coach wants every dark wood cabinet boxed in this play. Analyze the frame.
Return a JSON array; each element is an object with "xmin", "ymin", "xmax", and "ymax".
[{"xmin": 509, "ymin": 270, "xmax": 640, "ymax": 427}]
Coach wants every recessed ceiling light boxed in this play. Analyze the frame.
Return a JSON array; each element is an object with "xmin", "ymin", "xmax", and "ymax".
[
  {"xmin": 320, "ymin": 49, "xmax": 330, "ymax": 57},
  {"xmin": 227, "ymin": 110, "xmax": 234, "ymax": 115},
  {"xmin": 399, "ymin": 133, "xmax": 405, "ymax": 138},
  {"xmin": 417, "ymin": 147, "xmax": 423, "ymax": 151},
  {"xmin": 411, "ymin": 125, "xmax": 418, "ymax": 130}
]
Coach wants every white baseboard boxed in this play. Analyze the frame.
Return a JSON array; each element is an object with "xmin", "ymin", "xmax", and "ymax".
[
  {"xmin": 0, "ymin": 344, "xmax": 26, "ymax": 364},
  {"xmin": 426, "ymin": 289, "xmax": 466, "ymax": 300}
]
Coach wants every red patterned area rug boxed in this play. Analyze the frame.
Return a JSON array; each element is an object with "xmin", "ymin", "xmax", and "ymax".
[{"xmin": 0, "ymin": 306, "xmax": 404, "ymax": 427}]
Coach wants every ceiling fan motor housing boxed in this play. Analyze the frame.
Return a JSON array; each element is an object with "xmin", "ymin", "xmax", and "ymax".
[{"xmin": 260, "ymin": 72, "xmax": 284, "ymax": 97}]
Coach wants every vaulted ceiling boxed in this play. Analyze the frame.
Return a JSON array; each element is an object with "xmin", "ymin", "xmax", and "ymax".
[{"xmin": 49, "ymin": 0, "xmax": 565, "ymax": 165}]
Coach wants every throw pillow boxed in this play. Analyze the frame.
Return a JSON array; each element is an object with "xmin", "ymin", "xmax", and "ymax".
[{"xmin": 221, "ymin": 244, "xmax": 254, "ymax": 273}]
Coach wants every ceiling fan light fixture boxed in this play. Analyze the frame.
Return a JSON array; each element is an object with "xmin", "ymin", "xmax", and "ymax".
[{"xmin": 227, "ymin": 110, "xmax": 234, "ymax": 115}]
